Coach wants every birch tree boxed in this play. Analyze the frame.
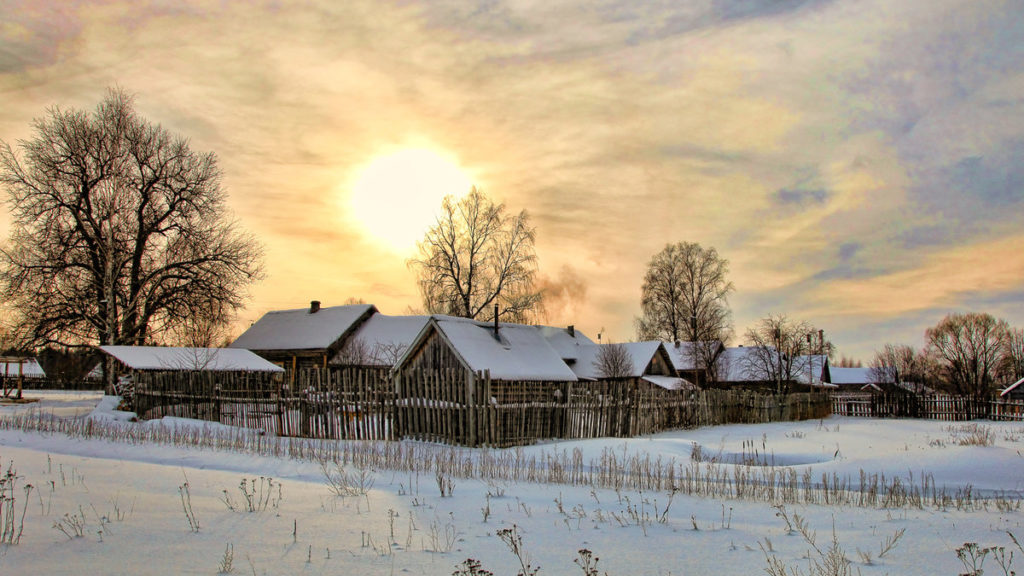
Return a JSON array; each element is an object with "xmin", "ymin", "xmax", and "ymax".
[{"xmin": 409, "ymin": 187, "xmax": 541, "ymax": 322}]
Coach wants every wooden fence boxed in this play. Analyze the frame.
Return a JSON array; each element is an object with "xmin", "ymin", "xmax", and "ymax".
[
  {"xmin": 134, "ymin": 368, "xmax": 831, "ymax": 446},
  {"xmin": 831, "ymin": 392, "xmax": 1024, "ymax": 421},
  {"xmin": 133, "ymin": 367, "xmax": 392, "ymax": 440}
]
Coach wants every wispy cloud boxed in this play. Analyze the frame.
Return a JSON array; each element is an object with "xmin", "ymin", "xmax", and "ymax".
[{"xmin": 1, "ymin": 0, "xmax": 1023, "ymax": 358}]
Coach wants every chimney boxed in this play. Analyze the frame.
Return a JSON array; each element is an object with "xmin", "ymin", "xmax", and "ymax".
[
  {"xmin": 568, "ymin": 325, "xmax": 575, "ymax": 337},
  {"xmin": 494, "ymin": 304, "xmax": 500, "ymax": 339},
  {"xmin": 310, "ymin": 300, "xmax": 321, "ymax": 314}
]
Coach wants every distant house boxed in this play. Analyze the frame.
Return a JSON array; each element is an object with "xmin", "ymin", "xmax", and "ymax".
[
  {"xmin": 715, "ymin": 346, "xmax": 783, "ymax": 388},
  {"xmin": 230, "ymin": 301, "xmax": 376, "ymax": 372},
  {"xmin": 662, "ymin": 341, "xmax": 725, "ymax": 387},
  {"xmin": 794, "ymin": 355, "xmax": 831, "ymax": 387},
  {"xmin": 824, "ymin": 366, "xmax": 876, "ymax": 390},
  {"xmin": 572, "ymin": 342, "xmax": 693, "ymax": 391},
  {"xmin": 332, "ymin": 314, "xmax": 431, "ymax": 368}
]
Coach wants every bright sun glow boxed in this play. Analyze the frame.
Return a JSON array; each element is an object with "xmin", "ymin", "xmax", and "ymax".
[{"xmin": 349, "ymin": 148, "xmax": 473, "ymax": 254}]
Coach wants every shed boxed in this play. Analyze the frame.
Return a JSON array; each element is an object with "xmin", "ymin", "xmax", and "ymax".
[
  {"xmin": 100, "ymin": 346, "xmax": 285, "ymax": 373},
  {"xmin": 332, "ymin": 314, "xmax": 431, "ymax": 368}
]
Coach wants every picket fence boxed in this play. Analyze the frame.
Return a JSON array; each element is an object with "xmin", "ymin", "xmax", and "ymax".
[{"xmin": 133, "ymin": 368, "xmax": 831, "ymax": 447}]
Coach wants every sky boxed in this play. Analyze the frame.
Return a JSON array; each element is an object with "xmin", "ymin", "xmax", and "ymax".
[{"xmin": 1, "ymin": 0, "xmax": 1023, "ymax": 361}]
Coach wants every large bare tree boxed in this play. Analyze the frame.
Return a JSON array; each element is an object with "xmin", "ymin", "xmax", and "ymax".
[
  {"xmin": 409, "ymin": 187, "xmax": 541, "ymax": 322},
  {"xmin": 926, "ymin": 312, "xmax": 1008, "ymax": 398},
  {"xmin": 0, "ymin": 89, "xmax": 263, "ymax": 349},
  {"xmin": 636, "ymin": 242, "xmax": 733, "ymax": 382}
]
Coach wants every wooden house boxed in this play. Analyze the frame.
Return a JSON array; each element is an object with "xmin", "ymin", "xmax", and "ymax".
[
  {"xmin": 572, "ymin": 341, "xmax": 693, "ymax": 391},
  {"xmin": 663, "ymin": 341, "xmax": 725, "ymax": 387},
  {"xmin": 230, "ymin": 302, "xmax": 376, "ymax": 373},
  {"xmin": 332, "ymin": 314, "xmax": 431, "ymax": 368},
  {"xmin": 393, "ymin": 315, "xmax": 579, "ymax": 446}
]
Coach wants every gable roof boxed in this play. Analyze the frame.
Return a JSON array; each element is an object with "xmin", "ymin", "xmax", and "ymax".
[
  {"xmin": 1001, "ymin": 377, "xmax": 1024, "ymax": 397},
  {"xmin": 536, "ymin": 325, "xmax": 595, "ymax": 363},
  {"xmin": 794, "ymin": 354, "xmax": 830, "ymax": 385},
  {"xmin": 0, "ymin": 358, "xmax": 46, "ymax": 378},
  {"xmin": 717, "ymin": 346, "xmax": 778, "ymax": 382},
  {"xmin": 101, "ymin": 346, "xmax": 285, "ymax": 372},
  {"xmin": 332, "ymin": 314, "xmax": 431, "ymax": 367},
  {"xmin": 230, "ymin": 304, "xmax": 376, "ymax": 352},
  {"xmin": 662, "ymin": 341, "xmax": 725, "ymax": 371},
  {"xmin": 404, "ymin": 316, "xmax": 579, "ymax": 382},
  {"xmin": 571, "ymin": 341, "xmax": 664, "ymax": 380},
  {"xmin": 827, "ymin": 367, "xmax": 874, "ymax": 385}
]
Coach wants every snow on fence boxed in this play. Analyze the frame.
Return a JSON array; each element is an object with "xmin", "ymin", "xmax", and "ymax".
[
  {"xmin": 134, "ymin": 368, "xmax": 831, "ymax": 446},
  {"xmin": 831, "ymin": 392, "xmax": 1024, "ymax": 421}
]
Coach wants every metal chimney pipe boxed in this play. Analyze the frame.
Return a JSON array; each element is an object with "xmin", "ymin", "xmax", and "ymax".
[{"xmin": 494, "ymin": 304, "xmax": 500, "ymax": 338}]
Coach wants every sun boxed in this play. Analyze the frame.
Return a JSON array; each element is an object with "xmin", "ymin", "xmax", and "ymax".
[{"xmin": 348, "ymin": 148, "xmax": 473, "ymax": 255}]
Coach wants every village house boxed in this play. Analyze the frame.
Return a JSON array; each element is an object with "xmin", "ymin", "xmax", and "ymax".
[{"xmin": 230, "ymin": 301, "xmax": 376, "ymax": 373}]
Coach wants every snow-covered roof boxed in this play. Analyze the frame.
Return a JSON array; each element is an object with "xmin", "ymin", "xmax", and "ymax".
[
  {"xmin": 1001, "ymin": 377, "xmax": 1024, "ymax": 397},
  {"xmin": 641, "ymin": 375, "xmax": 694, "ymax": 391},
  {"xmin": 230, "ymin": 304, "xmax": 375, "ymax": 351},
  {"xmin": 536, "ymin": 326, "xmax": 595, "ymax": 363},
  {"xmin": 571, "ymin": 342, "xmax": 665, "ymax": 380},
  {"xmin": 101, "ymin": 346, "xmax": 285, "ymax": 372},
  {"xmin": 424, "ymin": 316, "xmax": 579, "ymax": 382},
  {"xmin": 828, "ymin": 367, "xmax": 874, "ymax": 385},
  {"xmin": 717, "ymin": 346, "xmax": 777, "ymax": 382},
  {"xmin": 333, "ymin": 314, "xmax": 430, "ymax": 367},
  {"xmin": 662, "ymin": 341, "xmax": 724, "ymax": 371},
  {"xmin": 0, "ymin": 358, "xmax": 46, "ymax": 378},
  {"xmin": 794, "ymin": 355, "xmax": 829, "ymax": 385}
]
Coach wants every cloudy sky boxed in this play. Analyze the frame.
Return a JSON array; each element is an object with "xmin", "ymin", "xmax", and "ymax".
[{"xmin": 2, "ymin": 0, "xmax": 1023, "ymax": 360}]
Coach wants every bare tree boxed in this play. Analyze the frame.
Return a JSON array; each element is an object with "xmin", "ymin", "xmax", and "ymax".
[
  {"xmin": 635, "ymin": 242, "xmax": 733, "ymax": 382},
  {"xmin": 0, "ymin": 89, "xmax": 263, "ymax": 350},
  {"xmin": 926, "ymin": 312, "xmax": 1009, "ymax": 398},
  {"xmin": 741, "ymin": 315, "xmax": 830, "ymax": 392},
  {"xmin": 594, "ymin": 342, "xmax": 634, "ymax": 379},
  {"xmin": 998, "ymin": 328, "xmax": 1024, "ymax": 385},
  {"xmin": 869, "ymin": 343, "xmax": 939, "ymax": 388},
  {"xmin": 409, "ymin": 187, "xmax": 541, "ymax": 322}
]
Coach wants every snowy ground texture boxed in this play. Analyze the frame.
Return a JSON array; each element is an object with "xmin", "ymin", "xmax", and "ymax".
[{"xmin": 1, "ymin": 390, "xmax": 1023, "ymax": 575}]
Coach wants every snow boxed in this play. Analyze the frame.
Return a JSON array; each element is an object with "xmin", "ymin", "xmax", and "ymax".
[
  {"xmin": 101, "ymin": 346, "xmax": 285, "ymax": 372},
  {"xmin": 641, "ymin": 374, "xmax": 691, "ymax": 390},
  {"xmin": 571, "ymin": 341, "xmax": 663, "ymax": 380},
  {"xmin": 535, "ymin": 325, "xmax": 595, "ymax": 363},
  {"xmin": 333, "ymin": 314, "xmax": 430, "ymax": 366},
  {"xmin": 2, "ymin": 392, "xmax": 1024, "ymax": 575},
  {"xmin": 0, "ymin": 358, "xmax": 46, "ymax": 378},
  {"xmin": 432, "ymin": 316, "xmax": 579, "ymax": 381},
  {"xmin": 829, "ymin": 366, "xmax": 875, "ymax": 385},
  {"xmin": 229, "ymin": 304, "xmax": 375, "ymax": 351}
]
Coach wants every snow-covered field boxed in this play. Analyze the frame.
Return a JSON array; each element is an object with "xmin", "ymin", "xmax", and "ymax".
[{"xmin": 1, "ymin": 391, "xmax": 1023, "ymax": 575}]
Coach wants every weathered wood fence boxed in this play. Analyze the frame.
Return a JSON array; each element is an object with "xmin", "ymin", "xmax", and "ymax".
[
  {"xmin": 831, "ymin": 392, "xmax": 1024, "ymax": 421},
  {"xmin": 135, "ymin": 368, "xmax": 831, "ymax": 446},
  {"xmin": 133, "ymin": 367, "xmax": 392, "ymax": 439}
]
